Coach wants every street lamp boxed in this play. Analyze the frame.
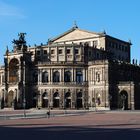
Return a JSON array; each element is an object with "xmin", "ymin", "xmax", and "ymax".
[{"xmin": 64, "ymin": 98, "xmax": 67, "ymax": 114}]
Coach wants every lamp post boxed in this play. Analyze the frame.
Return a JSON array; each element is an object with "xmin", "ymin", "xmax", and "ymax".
[{"xmin": 64, "ymin": 98, "xmax": 66, "ymax": 114}]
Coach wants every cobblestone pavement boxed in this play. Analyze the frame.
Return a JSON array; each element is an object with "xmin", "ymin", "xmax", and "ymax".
[{"xmin": 0, "ymin": 111, "xmax": 140, "ymax": 140}]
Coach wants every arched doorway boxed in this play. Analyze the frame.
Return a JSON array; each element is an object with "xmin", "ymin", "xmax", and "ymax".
[
  {"xmin": 53, "ymin": 92, "xmax": 60, "ymax": 108},
  {"xmin": 96, "ymin": 93, "xmax": 101, "ymax": 106},
  {"xmin": 7, "ymin": 90, "xmax": 14, "ymax": 107},
  {"xmin": 76, "ymin": 92, "xmax": 83, "ymax": 108},
  {"xmin": 65, "ymin": 92, "xmax": 71, "ymax": 108},
  {"xmin": 42, "ymin": 92, "xmax": 48, "ymax": 108},
  {"xmin": 32, "ymin": 93, "xmax": 37, "ymax": 108},
  {"xmin": 119, "ymin": 90, "xmax": 128, "ymax": 110}
]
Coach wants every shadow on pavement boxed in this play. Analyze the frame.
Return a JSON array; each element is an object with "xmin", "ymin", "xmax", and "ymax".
[{"xmin": 0, "ymin": 124, "xmax": 140, "ymax": 140}]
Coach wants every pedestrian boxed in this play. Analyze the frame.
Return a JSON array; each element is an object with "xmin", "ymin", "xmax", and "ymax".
[{"xmin": 47, "ymin": 109, "xmax": 50, "ymax": 118}]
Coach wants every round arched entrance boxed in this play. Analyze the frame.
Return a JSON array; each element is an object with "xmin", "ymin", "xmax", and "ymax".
[
  {"xmin": 53, "ymin": 92, "xmax": 60, "ymax": 108},
  {"xmin": 76, "ymin": 92, "xmax": 83, "ymax": 109},
  {"xmin": 32, "ymin": 92, "xmax": 37, "ymax": 108},
  {"xmin": 119, "ymin": 90, "xmax": 128, "ymax": 110},
  {"xmin": 65, "ymin": 92, "xmax": 71, "ymax": 108},
  {"xmin": 7, "ymin": 90, "xmax": 14, "ymax": 107},
  {"xmin": 42, "ymin": 92, "xmax": 48, "ymax": 108}
]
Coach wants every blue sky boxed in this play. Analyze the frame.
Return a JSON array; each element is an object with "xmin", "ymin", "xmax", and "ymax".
[{"xmin": 0, "ymin": 0, "xmax": 140, "ymax": 65}]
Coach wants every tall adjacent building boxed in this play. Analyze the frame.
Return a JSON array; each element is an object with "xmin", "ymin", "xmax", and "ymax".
[{"xmin": 0, "ymin": 26, "xmax": 140, "ymax": 110}]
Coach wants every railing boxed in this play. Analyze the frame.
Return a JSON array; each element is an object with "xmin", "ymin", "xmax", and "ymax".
[
  {"xmin": 37, "ymin": 61, "xmax": 86, "ymax": 65},
  {"xmin": 36, "ymin": 81, "xmax": 88, "ymax": 86}
]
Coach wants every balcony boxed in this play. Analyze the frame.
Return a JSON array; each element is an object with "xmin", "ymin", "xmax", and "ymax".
[
  {"xmin": 36, "ymin": 81, "xmax": 88, "ymax": 86},
  {"xmin": 36, "ymin": 61, "xmax": 86, "ymax": 66}
]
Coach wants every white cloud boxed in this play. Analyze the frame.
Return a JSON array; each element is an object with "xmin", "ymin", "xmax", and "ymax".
[{"xmin": 0, "ymin": 1, "xmax": 25, "ymax": 18}]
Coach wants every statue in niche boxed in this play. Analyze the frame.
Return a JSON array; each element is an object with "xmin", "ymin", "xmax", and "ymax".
[{"xmin": 96, "ymin": 71, "xmax": 100, "ymax": 82}]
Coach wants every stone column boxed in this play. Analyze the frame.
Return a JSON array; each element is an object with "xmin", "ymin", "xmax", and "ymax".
[
  {"xmin": 56, "ymin": 46, "xmax": 58, "ymax": 62},
  {"xmin": 59, "ymin": 69, "xmax": 61, "ymax": 83},
  {"xmin": 37, "ymin": 69, "xmax": 40, "ymax": 85},
  {"xmin": 71, "ymin": 89, "xmax": 76, "ymax": 109},
  {"xmin": 64, "ymin": 45, "xmax": 66, "ymax": 62},
  {"xmin": 83, "ymin": 69, "xmax": 85, "ymax": 82},
  {"xmin": 73, "ymin": 68, "xmax": 76, "ymax": 82},
  {"xmin": 130, "ymin": 82, "xmax": 134, "ymax": 110},
  {"xmin": 0, "ymin": 74, "xmax": 2, "ymax": 85},
  {"xmin": 85, "ymin": 69, "xmax": 88, "ymax": 82},
  {"xmin": 40, "ymin": 69, "xmax": 42, "ymax": 85},
  {"xmin": 19, "ymin": 64, "xmax": 21, "ymax": 82},
  {"xmin": 72, "ymin": 45, "xmax": 75, "ymax": 61},
  {"xmin": 50, "ymin": 89, "xmax": 53, "ymax": 108},
  {"xmin": 60, "ymin": 89, "xmax": 64, "ymax": 109},
  {"xmin": 49, "ymin": 46, "xmax": 51, "ymax": 61},
  {"xmin": 50, "ymin": 68, "xmax": 52, "ymax": 84},
  {"xmin": 61, "ymin": 68, "xmax": 64, "ymax": 83}
]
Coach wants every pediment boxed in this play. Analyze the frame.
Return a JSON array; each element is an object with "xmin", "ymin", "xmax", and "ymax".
[{"xmin": 52, "ymin": 28, "xmax": 100, "ymax": 43}]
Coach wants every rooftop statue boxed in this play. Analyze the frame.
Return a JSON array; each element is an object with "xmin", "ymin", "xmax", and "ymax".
[{"xmin": 12, "ymin": 33, "xmax": 26, "ymax": 47}]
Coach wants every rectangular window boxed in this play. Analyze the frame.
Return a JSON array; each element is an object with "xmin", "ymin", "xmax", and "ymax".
[
  {"xmin": 51, "ymin": 50, "xmax": 55, "ymax": 54},
  {"xmin": 125, "ymin": 46, "xmax": 128, "ymax": 52},
  {"xmin": 44, "ymin": 50, "xmax": 47, "ymax": 55},
  {"xmin": 75, "ymin": 49, "xmax": 79, "ymax": 54},
  {"xmin": 89, "ymin": 51, "xmax": 91, "ymax": 56},
  {"xmin": 59, "ymin": 49, "xmax": 63, "ymax": 54},
  {"xmin": 67, "ymin": 49, "xmax": 71, "ymax": 54},
  {"xmin": 37, "ymin": 50, "xmax": 40, "ymax": 55},
  {"xmin": 93, "ymin": 40, "xmax": 98, "ymax": 48}
]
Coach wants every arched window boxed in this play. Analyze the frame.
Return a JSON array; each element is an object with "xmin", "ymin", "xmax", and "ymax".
[
  {"xmin": 53, "ymin": 71, "xmax": 60, "ymax": 82},
  {"xmin": 42, "ymin": 71, "xmax": 48, "ymax": 83},
  {"xmin": 9, "ymin": 58, "xmax": 19, "ymax": 83},
  {"xmin": 53, "ymin": 92, "xmax": 60, "ymax": 108},
  {"xmin": 64, "ymin": 71, "xmax": 71, "ymax": 82},
  {"xmin": 76, "ymin": 70, "xmax": 83, "ymax": 83}
]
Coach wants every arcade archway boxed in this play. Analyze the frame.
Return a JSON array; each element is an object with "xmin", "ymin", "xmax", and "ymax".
[
  {"xmin": 76, "ymin": 92, "xmax": 83, "ymax": 108},
  {"xmin": 65, "ymin": 92, "xmax": 71, "ymax": 108},
  {"xmin": 42, "ymin": 92, "xmax": 48, "ymax": 108},
  {"xmin": 119, "ymin": 90, "xmax": 128, "ymax": 110},
  {"xmin": 7, "ymin": 90, "xmax": 14, "ymax": 107},
  {"xmin": 53, "ymin": 92, "xmax": 60, "ymax": 108}
]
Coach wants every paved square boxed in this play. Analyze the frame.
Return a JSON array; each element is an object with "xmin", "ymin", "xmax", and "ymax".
[{"xmin": 0, "ymin": 111, "xmax": 140, "ymax": 140}]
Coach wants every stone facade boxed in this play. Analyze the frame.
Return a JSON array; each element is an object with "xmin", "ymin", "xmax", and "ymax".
[{"xmin": 0, "ymin": 27, "xmax": 140, "ymax": 110}]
